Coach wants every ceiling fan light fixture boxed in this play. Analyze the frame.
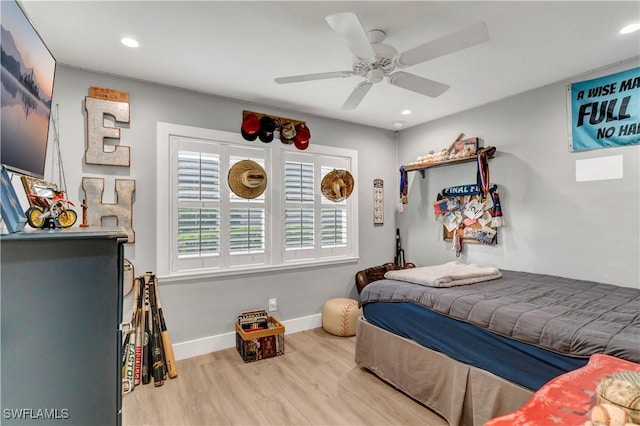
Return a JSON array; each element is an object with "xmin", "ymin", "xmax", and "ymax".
[{"xmin": 367, "ymin": 68, "xmax": 384, "ymax": 83}]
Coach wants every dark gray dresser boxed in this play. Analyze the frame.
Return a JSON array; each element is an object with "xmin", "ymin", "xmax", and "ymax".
[{"xmin": 1, "ymin": 227, "xmax": 128, "ymax": 425}]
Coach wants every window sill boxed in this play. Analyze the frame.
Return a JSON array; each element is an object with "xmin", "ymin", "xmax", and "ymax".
[{"xmin": 157, "ymin": 256, "xmax": 360, "ymax": 284}]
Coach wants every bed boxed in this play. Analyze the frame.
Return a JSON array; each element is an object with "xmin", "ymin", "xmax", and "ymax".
[{"xmin": 354, "ymin": 262, "xmax": 640, "ymax": 426}]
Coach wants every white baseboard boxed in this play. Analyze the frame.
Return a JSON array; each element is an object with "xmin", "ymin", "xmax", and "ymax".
[{"xmin": 172, "ymin": 313, "xmax": 323, "ymax": 361}]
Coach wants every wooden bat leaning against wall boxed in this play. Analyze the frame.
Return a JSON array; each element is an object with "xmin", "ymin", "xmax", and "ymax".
[
  {"xmin": 151, "ymin": 274, "xmax": 178, "ymax": 379},
  {"xmin": 141, "ymin": 276, "xmax": 151, "ymax": 385},
  {"xmin": 122, "ymin": 277, "xmax": 140, "ymax": 393},
  {"xmin": 121, "ymin": 272, "xmax": 178, "ymax": 392},
  {"xmin": 134, "ymin": 277, "xmax": 143, "ymax": 386},
  {"xmin": 146, "ymin": 273, "xmax": 165, "ymax": 386}
]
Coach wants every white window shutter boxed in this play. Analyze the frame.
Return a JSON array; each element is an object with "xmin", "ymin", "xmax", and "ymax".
[
  {"xmin": 177, "ymin": 150, "xmax": 221, "ymax": 258},
  {"xmin": 284, "ymin": 161, "xmax": 315, "ymax": 250},
  {"xmin": 229, "ymin": 208, "xmax": 265, "ymax": 253},
  {"xmin": 321, "ymin": 208, "xmax": 347, "ymax": 247}
]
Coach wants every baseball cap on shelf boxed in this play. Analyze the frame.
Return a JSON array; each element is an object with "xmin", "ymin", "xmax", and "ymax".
[
  {"xmin": 280, "ymin": 120, "xmax": 296, "ymax": 145},
  {"xmin": 259, "ymin": 116, "xmax": 276, "ymax": 143},
  {"xmin": 294, "ymin": 123, "xmax": 311, "ymax": 150},
  {"xmin": 241, "ymin": 114, "xmax": 260, "ymax": 141}
]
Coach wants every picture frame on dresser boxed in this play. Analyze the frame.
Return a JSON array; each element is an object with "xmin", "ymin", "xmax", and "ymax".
[
  {"xmin": 20, "ymin": 175, "xmax": 59, "ymax": 208},
  {"xmin": 0, "ymin": 166, "xmax": 27, "ymax": 234}
]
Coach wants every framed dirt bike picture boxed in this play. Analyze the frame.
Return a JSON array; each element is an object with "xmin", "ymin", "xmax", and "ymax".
[
  {"xmin": 20, "ymin": 176, "xmax": 77, "ymax": 229},
  {"xmin": 20, "ymin": 176, "xmax": 58, "ymax": 209}
]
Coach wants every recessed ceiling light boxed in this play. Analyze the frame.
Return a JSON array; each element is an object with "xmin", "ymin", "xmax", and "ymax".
[
  {"xmin": 620, "ymin": 23, "xmax": 640, "ymax": 34},
  {"xmin": 120, "ymin": 37, "xmax": 139, "ymax": 48},
  {"xmin": 401, "ymin": 109, "xmax": 412, "ymax": 115},
  {"xmin": 393, "ymin": 121, "xmax": 404, "ymax": 129}
]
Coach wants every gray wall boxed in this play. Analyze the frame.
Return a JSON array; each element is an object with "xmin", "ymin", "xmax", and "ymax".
[
  {"xmin": 48, "ymin": 65, "xmax": 398, "ymax": 344},
  {"xmin": 397, "ymin": 59, "xmax": 639, "ymax": 289},
  {"xmin": 46, "ymin": 59, "xmax": 639, "ymax": 349}
]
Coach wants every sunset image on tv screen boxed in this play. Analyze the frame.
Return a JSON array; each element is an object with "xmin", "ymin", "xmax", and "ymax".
[{"xmin": 1, "ymin": 0, "xmax": 56, "ymax": 178}]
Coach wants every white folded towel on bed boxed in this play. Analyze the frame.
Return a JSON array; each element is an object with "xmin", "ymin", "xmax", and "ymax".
[{"xmin": 384, "ymin": 261, "xmax": 502, "ymax": 287}]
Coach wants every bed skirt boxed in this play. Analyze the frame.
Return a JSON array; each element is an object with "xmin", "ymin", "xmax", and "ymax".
[{"xmin": 355, "ymin": 318, "xmax": 533, "ymax": 426}]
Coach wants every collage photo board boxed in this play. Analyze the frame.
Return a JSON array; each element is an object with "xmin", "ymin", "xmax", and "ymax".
[{"xmin": 433, "ymin": 183, "xmax": 504, "ymax": 245}]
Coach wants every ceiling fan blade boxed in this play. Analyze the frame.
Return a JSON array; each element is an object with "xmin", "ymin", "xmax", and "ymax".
[
  {"xmin": 274, "ymin": 71, "xmax": 353, "ymax": 84},
  {"xmin": 325, "ymin": 12, "xmax": 376, "ymax": 62},
  {"xmin": 394, "ymin": 21, "xmax": 489, "ymax": 68},
  {"xmin": 388, "ymin": 71, "xmax": 450, "ymax": 98},
  {"xmin": 342, "ymin": 81, "xmax": 373, "ymax": 110}
]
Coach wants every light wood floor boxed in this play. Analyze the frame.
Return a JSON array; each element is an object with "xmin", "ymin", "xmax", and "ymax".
[{"xmin": 122, "ymin": 327, "xmax": 448, "ymax": 425}]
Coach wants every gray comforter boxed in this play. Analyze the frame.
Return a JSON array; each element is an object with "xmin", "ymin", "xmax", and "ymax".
[{"xmin": 360, "ymin": 270, "xmax": 640, "ymax": 362}]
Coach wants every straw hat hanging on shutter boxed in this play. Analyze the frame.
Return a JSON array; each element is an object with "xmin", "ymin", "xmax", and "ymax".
[
  {"xmin": 228, "ymin": 160, "xmax": 267, "ymax": 199},
  {"xmin": 321, "ymin": 169, "xmax": 354, "ymax": 202}
]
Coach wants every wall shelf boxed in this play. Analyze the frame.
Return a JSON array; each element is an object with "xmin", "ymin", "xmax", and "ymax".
[{"xmin": 403, "ymin": 146, "xmax": 496, "ymax": 178}]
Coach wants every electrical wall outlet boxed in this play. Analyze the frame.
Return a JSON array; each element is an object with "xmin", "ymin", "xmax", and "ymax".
[{"xmin": 268, "ymin": 298, "xmax": 277, "ymax": 312}]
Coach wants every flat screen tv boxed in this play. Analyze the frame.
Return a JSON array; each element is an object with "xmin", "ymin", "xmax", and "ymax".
[{"xmin": 1, "ymin": 0, "xmax": 56, "ymax": 179}]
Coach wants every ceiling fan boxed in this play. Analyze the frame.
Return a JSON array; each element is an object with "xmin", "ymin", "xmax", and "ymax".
[{"xmin": 274, "ymin": 12, "xmax": 490, "ymax": 110}]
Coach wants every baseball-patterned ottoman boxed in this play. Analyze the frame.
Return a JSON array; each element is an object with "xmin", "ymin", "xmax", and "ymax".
[{"xmin": 322, "ymin": 298, "xmax": 362, "ymax": 337}]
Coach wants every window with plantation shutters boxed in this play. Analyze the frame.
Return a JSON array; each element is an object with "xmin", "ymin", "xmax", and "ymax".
[
  {"xmin": 282, "ymin": 154, "xmax": 353, "ymax": 261},
  {"xmin": 168, "ymin": 135, "xmax": 267, "ymax": 272},
  {"xmin": 284, "ymin": 161, "xmax": 314, "ymax": 250},
  {"xmin": 227, "ymin": 155, "xmax": 266, "ymax": 266},
  {"xmin": 157, "ymin": 123, "xmax": 358, "ymax": 279},
  {"xmin": 320, "ymin": 165, "xmax": 347, "ymax": 249},
  {"xmin": 176, "ymin": 149, "xmax": 220, "ymax": 269}
]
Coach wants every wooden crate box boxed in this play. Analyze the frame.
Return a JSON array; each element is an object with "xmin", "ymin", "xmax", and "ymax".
[{"xmin": 235, "ymin": 316, "xmax": 285, "ymax": 363}]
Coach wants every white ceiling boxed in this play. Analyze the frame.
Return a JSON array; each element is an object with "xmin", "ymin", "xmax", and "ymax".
[{"xmin": 19, "ymin": 1, "xmax": 640, "ymax": 131}]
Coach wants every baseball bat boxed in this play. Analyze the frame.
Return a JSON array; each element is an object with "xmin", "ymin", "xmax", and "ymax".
[
  {"xmin": 122, "ymin": 280, "xmax": 138, "ymax": 375},
  {"xmin": 153, "ymin": 276, "xmax": 178, "ymax": 379},
  {"xmin": 122, "ymin": 294, "xmax": 135, "ymax": 371},
  {"xmin": 121, "ymin": 332, "xmax": 130, "ymax": 370},
  {"xmin": 134, "ymin": 317, "xmax": 142, "ymax": 385},
  {"xmin": 134, "ymin": 277, "xmax": 144, "ymax": 385},
  {"xmin": 141, "ymin": 276, "xmax": 151, "ymax": 385},
  {"xmin": 121, "ymin": 333, "xmax": 134, "ymax": 394},
  {"xmin": 148, "ymin": 275, "xmax": 165, "ymax": 387},
  {"xmin": 123, "ymin": 277, "xmax": 141, "ymax": 390},
  {"xmin": 123, "ymin": 334, "xmax": 136, "ymax": 393},
  {"xmin": 145, "ymin": 273, "xmax": 165, "ymax": 378}
]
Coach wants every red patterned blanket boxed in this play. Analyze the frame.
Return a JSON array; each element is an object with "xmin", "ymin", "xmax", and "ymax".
[{"xmin": 486, "ymin": 354, "xmax": 640, "ymax": 426}]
